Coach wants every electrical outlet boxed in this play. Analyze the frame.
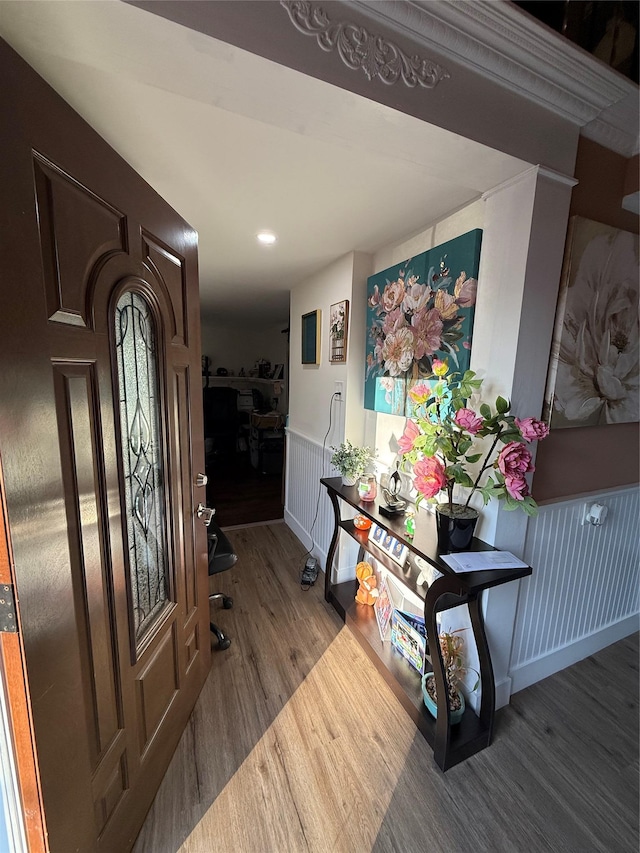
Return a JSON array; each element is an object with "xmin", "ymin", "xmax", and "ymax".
[{"xmin": 334, "ymin": 381, "xmax": 344, "ymax": 398}]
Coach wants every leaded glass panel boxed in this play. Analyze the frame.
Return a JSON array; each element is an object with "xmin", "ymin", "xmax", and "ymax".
[{"xmin": 115, "ymin": 291, "xmax": 168, "ymax": 644}]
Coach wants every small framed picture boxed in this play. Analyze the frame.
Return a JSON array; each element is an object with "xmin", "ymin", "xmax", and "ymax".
[
  {"xmin": 272, "ymin": 363, "xmax": 284, "ymax": 380},
  {"xmin": 370, "ymin": 523, "xmax": 384, "ymax": 545},
  {"xmin": 368, "ymin": 523, "xmax": 408, "ymax": 567},
  {"xmin": 374, "ymin": 574, "xmax": 394, "ymax": 641},
  {"xmin": 302, "ymin": 310, "xmax": 321, "ymax": 365},
  {"xmin": 390, "ymin": 539, "xmax": 409, "ymax": 567},
  {"xmin": 329, "ymin": 300, "xmax": 349, "ymax": 363}
]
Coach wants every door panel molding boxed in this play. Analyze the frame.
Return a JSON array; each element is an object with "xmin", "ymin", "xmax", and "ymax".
[
  {"xmin": 52, "ymin": 362, "xmax": 122, "ymax": 764},
  {"xmin": 141, "ymin": 230, "xmax": 187, "ymax": 345},
  {"xmin": 135, "ymin": 623, "xmax": 179, "ymax": 755},
  {"xmin": 33, "ymin": 151, "xmax": 128, "ymax": 328}
]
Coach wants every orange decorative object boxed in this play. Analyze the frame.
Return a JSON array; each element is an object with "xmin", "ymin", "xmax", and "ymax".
[
  {"xmin": 353, "ymin": 515, "xmax": 372, "ymax": 530},
  {"xmin": 355, "ymin": 561, "xmax": 379, "ymax": 606}
]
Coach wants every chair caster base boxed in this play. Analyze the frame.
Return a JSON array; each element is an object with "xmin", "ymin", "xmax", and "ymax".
[{"xmin": 210, "ymin": 622, "xmax": 231, "ymax": 651}]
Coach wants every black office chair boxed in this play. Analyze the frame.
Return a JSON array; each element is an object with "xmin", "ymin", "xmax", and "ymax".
[{"xmin": 207, "ymin": 518, "xmax": 237, "ymax": 650}]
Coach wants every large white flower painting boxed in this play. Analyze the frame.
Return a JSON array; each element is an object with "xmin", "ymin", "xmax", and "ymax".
[{"xmin": 545, "ymin": 217, "xmax": 639, "ymax": 428}]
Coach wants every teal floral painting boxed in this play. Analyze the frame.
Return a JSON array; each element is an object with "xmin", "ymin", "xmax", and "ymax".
[{"xmin": 365, "ymin": 229, "xmax": 483, "ymax": 414}]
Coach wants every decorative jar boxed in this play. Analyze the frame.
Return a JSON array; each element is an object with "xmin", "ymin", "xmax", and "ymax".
[{"xmin": 357, "ymin": 476, "xmax": 377, "ymax": 502}]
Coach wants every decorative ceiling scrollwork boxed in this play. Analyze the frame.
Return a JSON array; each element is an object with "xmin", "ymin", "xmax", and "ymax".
[{"xmin": 280, "ymin": 0, "xmax": 450, "ymax": 89}]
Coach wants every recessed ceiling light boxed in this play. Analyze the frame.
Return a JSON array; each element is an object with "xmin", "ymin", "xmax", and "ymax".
[{"xmin": 257, "ymin": 231, "xmax": 277, "ymax": 246}]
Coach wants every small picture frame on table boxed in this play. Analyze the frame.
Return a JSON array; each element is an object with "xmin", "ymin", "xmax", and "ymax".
[
  {"xmin": 369, "ymin": 523, "xmax": 408, "ymax": 567},
  {"xmin": 370, "ymin": 523, "xmax": 385, "ymax": 546},
  {"xmin": 374, "ymin": 573, "xmax": 394, "ymax": 641}
]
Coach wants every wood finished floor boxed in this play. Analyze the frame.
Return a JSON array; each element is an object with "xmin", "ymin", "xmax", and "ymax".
[{"xmin": 133, "ymin": 523, "xmax": 639, "ymax": 853}]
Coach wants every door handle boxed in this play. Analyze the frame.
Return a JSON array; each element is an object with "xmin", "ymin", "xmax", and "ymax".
[
  {"xmin": 196, "ymin": 472, "xmax": 208, "ymax": 487},
  {"xmin": 196, "ymin": 502, "xmax": 215, "ymax": 526}
]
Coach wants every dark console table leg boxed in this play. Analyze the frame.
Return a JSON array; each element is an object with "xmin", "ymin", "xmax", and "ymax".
[
  {"xmin": 468, "ymin": 592, "xmax": 495, "ymax": 733},
  {"xmin": 323, "ymin": 486, "xmax": 341, "ymax": 603}
]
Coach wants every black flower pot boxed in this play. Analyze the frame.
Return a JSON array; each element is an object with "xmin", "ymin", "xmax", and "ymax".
[{"xmin": 435, "ymin": 504, "xmax": 479, "ymax": 552}]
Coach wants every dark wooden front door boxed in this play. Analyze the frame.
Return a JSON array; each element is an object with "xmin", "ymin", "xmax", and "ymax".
[{"xmin": 0, "ymin": 40, "xmax": 211, "ymax": 852}]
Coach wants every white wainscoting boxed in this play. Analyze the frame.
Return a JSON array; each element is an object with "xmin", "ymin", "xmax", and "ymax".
[
  {"xmin": 284, "ymin": 428, "xmax": 335, "ymax": 568},
  {"xmin": 509, "ymin": 486, "xmax": 640, "ymax": 693}
]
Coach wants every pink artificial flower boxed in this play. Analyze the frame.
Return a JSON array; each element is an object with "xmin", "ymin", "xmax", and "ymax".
[
  {"xmin": 413, "ymin": 456, "xmax": 447, "ymax": 499},
  {"xmin": 498, "ymin": 441, "xmax": 534, "ymax": 479},
  {"xmin": 515, "ymin": 417, "xmax": 550, "ymax": 442},
  {"xmin": 408, "ymin": 382, "xmax": 431, "ymax": 405},
  {"xmin": 454, "ymin": 408, "xmax": 483, "ymax": 434},
  {"xmin": 398, "ymin": 419, "xmax": 421, "ymax": 454},
  {"xmin": 504, "ymin": 474, "xmax": 530, "ymax": 501}
]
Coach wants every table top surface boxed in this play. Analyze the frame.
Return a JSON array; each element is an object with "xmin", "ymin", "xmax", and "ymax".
[{"xmin": 321, "ymin": 477, "xmax": 532, "ymax": 592}]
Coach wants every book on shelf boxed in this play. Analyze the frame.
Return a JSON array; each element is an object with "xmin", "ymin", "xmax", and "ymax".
[{"xmin": 390, "ymin": 609, "xmax": 428, "ymax": 674}]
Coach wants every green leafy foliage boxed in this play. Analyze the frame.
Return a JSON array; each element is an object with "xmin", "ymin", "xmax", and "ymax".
[
  {"xmin": 330, "ymin": 441, "xmax": 374, "ymax": 479},
  {"xmin": 400, "ymin": 360, "xmax": 549, "ymax": 517}
]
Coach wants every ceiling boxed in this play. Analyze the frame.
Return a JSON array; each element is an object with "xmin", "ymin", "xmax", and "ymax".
[{"xmin": 0, "ymin": 0, "xmax": 531, "ymax": 327}]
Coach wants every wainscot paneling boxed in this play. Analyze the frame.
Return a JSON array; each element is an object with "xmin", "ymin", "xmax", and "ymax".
[
  {"xmin": 284, "ymin": 429, "xmax": 335, "ymax": 570},
  {"xmin": 509, "ymin": 486, "xmax": 640, "ymax": 692}
]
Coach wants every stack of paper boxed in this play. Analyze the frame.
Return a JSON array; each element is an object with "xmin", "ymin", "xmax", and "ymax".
[{"xmin": 440, "ymin": 551, "xmax": 528, "ymax": 573}]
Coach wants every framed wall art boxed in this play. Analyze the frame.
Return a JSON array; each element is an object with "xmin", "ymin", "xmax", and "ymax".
[
  {"xmin": 329, "ymin": 300, "xmax": 349, "ymax": 363},
  {"xmin": 364, "ymin": 229, "xmax": 483, "ymax": 415},
  {"xmin": 301, "ymin": 309, "xmax": 321, "ymax": 365},
  {"xmin": 544, "ymin": 216, "xmax": 639, "ymax": 428}
]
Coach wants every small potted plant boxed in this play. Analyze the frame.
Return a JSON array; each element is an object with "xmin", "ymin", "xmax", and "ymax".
[
  {"xmin": 421, "ymin": 628, "xmax": 479, "ymax": 723},
  {"xmin": 330, "ymin": 440, "xmax": 374, "ymax": 486}
]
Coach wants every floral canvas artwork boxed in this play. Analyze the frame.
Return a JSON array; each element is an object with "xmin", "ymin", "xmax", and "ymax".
[
  {"xmin": 545, "ymin": 217, "xmax": 639, "ymax": 428},
  {"xmin": 365, "ymin": 230, "xmax": 482, "ymax": 414}
]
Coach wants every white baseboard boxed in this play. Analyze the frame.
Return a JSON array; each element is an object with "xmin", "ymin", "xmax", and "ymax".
[
  {"xmin": 509, "ymin": 613, "xmax": 640, "ymax": 694},
  {"xmin": 284, "ymin": 508, "xmax": 327, "ymax": 573},
  {"xmin": 495, "ymin": 676, "xmax": 512, "ymax": 710}
]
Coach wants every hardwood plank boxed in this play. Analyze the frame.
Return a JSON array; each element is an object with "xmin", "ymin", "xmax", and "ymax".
[{"xmin": 133, "ymin": 522, "xmax": 639, "ymax": 853}]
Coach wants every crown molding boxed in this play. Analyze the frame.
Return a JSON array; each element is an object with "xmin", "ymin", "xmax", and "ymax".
[{"xmin": 349, "ymin": 0, "xmax": 639, "ymax": 157}]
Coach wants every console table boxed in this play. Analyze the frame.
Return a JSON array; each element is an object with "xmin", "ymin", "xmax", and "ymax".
[{"xmin": 321, "ymin": 477, "xmax": 532, "ymax": 771}]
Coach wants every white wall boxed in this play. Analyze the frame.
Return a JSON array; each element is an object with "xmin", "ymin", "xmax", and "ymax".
[
  {"xmin": 288, "ymin": 251, "xmax": 372, "ymax": 447},
  {"xmin": 201, "ymin": 316, "xmax": 289, "ymax": 380},
  {"xmin": 286, "ymin": 251, "xmax": 372, "ymax": 571}
]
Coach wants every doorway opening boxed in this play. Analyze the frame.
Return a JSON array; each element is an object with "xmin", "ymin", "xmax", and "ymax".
[{"xmin": 202, "ymin": 356, "xmax": 287, "ymax": 528}]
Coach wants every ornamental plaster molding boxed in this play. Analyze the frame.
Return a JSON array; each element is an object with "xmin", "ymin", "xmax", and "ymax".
[
  {"xmin": 349, "ymin": 0, "xmax": 638, "ymax": 157},
  {"xmin": 280, "ymin": 0, "xmax": 450, "ymax": 89}
]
